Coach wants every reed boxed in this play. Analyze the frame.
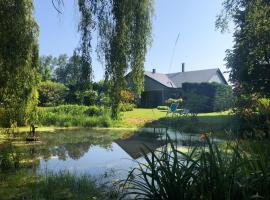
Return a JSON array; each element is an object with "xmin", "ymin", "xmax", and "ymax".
[{"xmin": 121, "ymin": 136, "xmax": 270, "ymax": 200}]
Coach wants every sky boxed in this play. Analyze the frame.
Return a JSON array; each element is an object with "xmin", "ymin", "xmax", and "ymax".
[{"xmin": 34, "ymin": 0, "xmax": 234, "ymax": 81}]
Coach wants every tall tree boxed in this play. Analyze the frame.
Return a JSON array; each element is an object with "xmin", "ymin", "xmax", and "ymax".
[
  {"xmin": 217, "ymin": 0, "xmax": 270, "ymax": 137},
  {"xmin": 216, "ymin": 0, "xmax": 270, "ymax": 97},
  {"xmin": 0, "ymin": 0, "xmax": 39, "ymax": 126},
  {"xmin": 39, "ymin": 55, "xmax": 57, "ymax": 81},
  {"xmin": 78, "ymin": 0, "xmax": 153, "ymax": 118}
]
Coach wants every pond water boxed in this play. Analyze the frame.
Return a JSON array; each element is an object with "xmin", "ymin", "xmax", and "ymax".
[
  {"xmin": 1, "ymin": 128, "xmax": 223, "ymax": 175},
  {"xmin": 0, "ymin": 128, "xmax": 223, "ymax": 199}
]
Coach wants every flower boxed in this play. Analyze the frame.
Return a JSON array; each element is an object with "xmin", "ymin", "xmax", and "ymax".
[{"xmin": 199, "ymin": 133, "xmax": 208, "ymax": 142}]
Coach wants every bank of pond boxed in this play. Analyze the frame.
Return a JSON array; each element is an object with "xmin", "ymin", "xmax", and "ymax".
[{"xmin": 0, "ymin": 128, "xmax": 269, "ymax": 200}]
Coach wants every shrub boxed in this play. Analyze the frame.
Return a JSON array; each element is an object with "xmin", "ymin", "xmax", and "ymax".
[
  {"xmin": 120, "ymin": 90, "xmax": 135, "ymax": 104},
  {"xmin": 75, "ymin": 90, "xmax": 98, "ymax": 106},
  {"xmin": 213, "ymin": 84, "xmax": 234, "ymax": 111},
  {"xmin": 97, "ymin": 93, "xmax": 110, "ymax": 106},
  {"xmin": 182, "ymin": 82, "xmax": 233, "ymax": 112},
  {"xmin": 183, "ymin": 92, "xmax": 210, "ymax": 113},
  {"xmin": 38, "ymin": 81, "xmax": 68, "ymax": 107},
  {"xmin": 119, "ymin": 103, "xmax": 135, "ymax": 112},
  {"xmin": 157, "ymin": 106, "xmax": 169, "ymax": 110},
  {"xmin": 51, "ymin": 105, "xmax": 89, "ymax": 115},
  {"xmin": 84, "ymin": 105, "xmax": 104, "ymax": 116},
  {"xmin": 38, "ymin": 105, "xmax": 112, "ymax": 128}
]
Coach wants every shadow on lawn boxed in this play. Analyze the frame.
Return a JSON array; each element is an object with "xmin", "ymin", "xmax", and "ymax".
[{"xmin": 143, "ymin": 114, "xmax": 232, "ymax": 135}]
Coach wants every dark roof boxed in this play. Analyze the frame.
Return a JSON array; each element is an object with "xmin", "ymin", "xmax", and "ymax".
[
  {"xmin": 115, "ymin": 134, "xmax": 166, "ymax": 159},
  {"xmin": 145, "ymin": 71, "xmax": 177, "ymax": 88},
  {"xmin": 145, "ymin": 68, "xmax": 227, "ymax": 88}
]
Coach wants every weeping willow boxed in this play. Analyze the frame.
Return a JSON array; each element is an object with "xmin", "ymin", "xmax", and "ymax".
[
  {"xmin": 78, "ymin": 0, "xmax": 154, "ymax": 119},
  {"xmin": 0, "ymin": 0, "xmax": 39, "ymax": 126}
]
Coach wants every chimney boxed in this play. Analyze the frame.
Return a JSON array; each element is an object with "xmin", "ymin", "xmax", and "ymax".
[
  {"xmin": 152, "ymin": 68, "xmax": 156, "ymax": 73},
  {"xmin": 182, "ymin": 63, "xmax": 185, "ymax": 72}
]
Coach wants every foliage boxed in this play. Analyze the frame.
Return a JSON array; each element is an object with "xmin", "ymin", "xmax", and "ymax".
[
  {"xmin": 183, "ymin": 92, "xmax": 210, "ymax": 113},
  {"xmin": 47, "ymin": 104, "xmax": 89, "ymax": 116},
  {"xmin": 157, "ymin": 106, "xmax": 169, "ymax": 110},
  {"xmin": 84, "ymin": 105, "xmax": 105, "ymax": 116},
  {"xmin": 0, "ymin": 143, "xmax": 21, "ymax": 171},
  {"xmin": 75, "ymin": 89, "xmax": 98, "ymax": 106},
  {"xmin": 54, "ymin": 53, "xmax": 83, "ymax": 85},
  {"xmin": 38, "ymin": 105, "xmax": 112, "ymax": 127},
  {"xmin": 233, "ymin": 96, "xmax": 270, "ymax": 138},
  {"xmin": 120, "ymin": 90, "xmax": 135, "ymax": 104},
  {"xmin": 0, "ymin": 0, "xmax": 39, "ymax": 127},
  {"xmin": 28, "ymin": 171, "xmax": 119, "ymax": 200},
  {"xmin": 38, "ymin": 81, "xmax": 68, "ymax": 107},
  {"xmin": 182, "ymin": 83, "xmax": 233, "ymax": 112},
  {"xmin": 78, "ymin": 0, "xmax": 154, "ymax": 119},
  {"xmin": 257, "ymin": 98, "xmax": 270, "ymax": 138},
  {"xmin": 119, "ymin": 103, "xmax": 135, "ymax": 112},
  {"xmin": 122, "ymin": 137, "xmax": 270, "ymax": 200},
  {"xmin": 213, "ymin": 83, "xmax": 234, "ymax": 111},
  {"xmin": 217, "ymin": 0, "xmax": 270, "ymax": 136},
  {"xmin": 38, "ymin": 55, "xmax": 57, "ymax": 81},
  {"xmin": 97, "ymin": 93, "xmax": 111, "ymax": 106},
  {"xmin": 217, "ymin": 0, "xmax": 270, "ymax": 97}
]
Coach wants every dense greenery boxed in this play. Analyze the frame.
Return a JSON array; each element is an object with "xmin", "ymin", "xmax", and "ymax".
[
  {"xmin": 217, "ymin": 0, "xmax": 270, "ymax": 138},
  {"xmin": 0, "ymin": 0, "xmax": 39, "ymax": 127},
  {"xmin": 77, "ymin": 0, "xmax": 154, "ymax": 118},
  {"xmin": 29, "ymin": 171, "xmax": 118, "ymax": 200},
  {"xmin": 38, "ymin": 81, "xmax": 68, "ymax": 106},
  {"xmin": 38, "ymin": 105, "xmax": 112, "ymax": 127},
  {"xmin": 123, "ymin": 137, "xmax": 270, "ymax": 200},
  {"xmin": 182, "ymin": 82, "xmax": 233, "ymax": 113}
]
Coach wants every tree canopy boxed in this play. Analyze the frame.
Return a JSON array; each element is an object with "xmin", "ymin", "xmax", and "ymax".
[
  {"xmin": 77, "ymin": 0, "xmax": 154, "ymax": 118},
  {"xmin": 0, "ymin": 0, "xmax": 39, "ymax": 126},
  {"xmin": 217, "ymin": 0, "xmax": 270, "ymax": 137},
  {"xmin": 217, "ymin": 0, "xmax": 270, "ymax": 97}
]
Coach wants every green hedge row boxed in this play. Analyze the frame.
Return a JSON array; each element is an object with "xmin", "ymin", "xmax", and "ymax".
[{"xmin": 182, "ymin": 82, "xmax": 233, "ymax": 113}]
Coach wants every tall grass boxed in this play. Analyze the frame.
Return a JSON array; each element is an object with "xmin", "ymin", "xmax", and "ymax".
[
  {"xmin": 28, "ymin": 171, "xmax": 119, "ymax": 200},
  {"xmin": 121, "ymin": 137, "xmax": 270, "ymax": 200},
  {"xmin": 0, "ymin": 170, "xmax": 119, "ymax": 200},
  {"xmin": 37, "ymin": 105, "xmax": 113, "ymax": 127}
]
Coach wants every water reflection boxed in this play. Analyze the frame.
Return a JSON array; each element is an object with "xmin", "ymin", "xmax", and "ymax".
[
  {"xmin": 36, "ymin": 129, "xmax": 167, "ymax": 176},
  {"xmin": 1, "ymin": 128, "xmax": 222, "ymax": 176}
]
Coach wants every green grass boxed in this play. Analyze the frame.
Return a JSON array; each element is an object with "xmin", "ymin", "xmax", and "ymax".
[
  {"xmin": 1, "ymin": 107, "xmax": 231, "ymax": 133},
  {"xmin": 0, "ymin": 170, "xmax": 118, "ymax": 200},
  {"xmin": 120, "ymin": 109, "xmax": 231, "ymax": 134},
  {"xmin": 38, "ymin": 105, "xmax": 113, "ymax": 128}
]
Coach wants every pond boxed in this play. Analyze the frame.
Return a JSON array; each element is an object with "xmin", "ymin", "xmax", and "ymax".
[{"xmin": 0, "ymin": 128, "xmax": 223, "ymax": 199}]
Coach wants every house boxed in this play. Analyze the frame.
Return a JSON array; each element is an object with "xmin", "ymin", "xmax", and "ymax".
[{"xmin": 140, "ymin": 64, "xmax": 228, "ymax": 107}]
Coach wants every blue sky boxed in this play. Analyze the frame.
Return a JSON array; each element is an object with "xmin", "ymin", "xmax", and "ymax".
[{"xmin": 34, "ymin": 0, "xmax": 233, "ymax": 81}]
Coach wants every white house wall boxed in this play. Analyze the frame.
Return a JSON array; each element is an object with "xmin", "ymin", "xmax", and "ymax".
[{"xmin": 208, "ymin": 73, "xmax": 224, "ymax": 84}]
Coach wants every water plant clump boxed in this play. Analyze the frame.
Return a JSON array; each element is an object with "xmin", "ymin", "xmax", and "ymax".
[{"xmin": 121, "ymin": 136, "xmax": 270, "ymax": 200}]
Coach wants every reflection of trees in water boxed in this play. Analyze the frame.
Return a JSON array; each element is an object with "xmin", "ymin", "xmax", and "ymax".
[
  {"xmin": 1, "ymin": 129, "xmax": 134, "ymax": 167},
  {"xmin": 36, "ymin": 130, "xmax": 125, "ymax": 160},
  {"xmin": 65, "ymin": 143, "xmax": 90, "ymax": 160}
]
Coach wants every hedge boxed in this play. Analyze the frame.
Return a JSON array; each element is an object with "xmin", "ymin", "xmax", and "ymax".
[{"xmin": 182, "ymin": 82, "xmax": 233, "ymax": 113}]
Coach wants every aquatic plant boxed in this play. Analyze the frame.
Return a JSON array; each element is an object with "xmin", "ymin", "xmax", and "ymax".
[{"xmin": 121, "ymin": 136, "xmax": 270, "ymax": 200}]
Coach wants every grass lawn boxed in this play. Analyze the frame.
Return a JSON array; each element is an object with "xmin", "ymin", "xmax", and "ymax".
[
  {"xmin": 120, "ymin": 108, "xmax": 232, "ymax": 134},
  {"xmin": 0, "ymin": 108, "xmax": 231, "ymax": 135}
]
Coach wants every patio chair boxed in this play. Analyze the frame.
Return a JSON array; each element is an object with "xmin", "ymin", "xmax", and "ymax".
[
  {"xmin": 180, "ymin": 108, "xmax": 190, "ymax": 117},
  {"xmin": 166, "ymin": 103, "xmax": 179, "ymax": 116}
]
